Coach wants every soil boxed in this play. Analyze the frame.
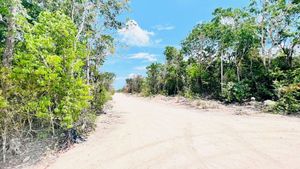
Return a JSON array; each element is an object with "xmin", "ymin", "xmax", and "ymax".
[{"xmin": 24, "ymin": 93, "xmax": 300, "ymax": 169}]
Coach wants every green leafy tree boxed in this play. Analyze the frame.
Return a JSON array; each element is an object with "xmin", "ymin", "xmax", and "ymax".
[
  {"xmin": 145, "ymin": 63, "xmax": 164, "ymax": 95},
  {"xmin": 13, "ymin": 11, "xmax": 90, "ymax": 130},
  {"xmin": 164, "ymin": 46, "xmax": 185, "ymax": 95},
  {"xmin": 141, "ymin": 0, "xmax": 299, "ymax": 114},
  {"xmin": 125, "ymin": 75, "xmax": 144, "ymax": 94}
]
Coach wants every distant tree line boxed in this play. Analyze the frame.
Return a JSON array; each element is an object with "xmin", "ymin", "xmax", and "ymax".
[{"xmin": 124, "ymin": 0, "xmax": 300, "ymax": 114}]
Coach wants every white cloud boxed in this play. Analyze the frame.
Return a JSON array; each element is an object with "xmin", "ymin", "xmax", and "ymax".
[
  {"xmin": 118, "ymin": 20, "xmax": 154, "ymax": 47},
  {"xmin": 153, "ymin": 24, "xmax": 175, "ymax": 31},
  {"xmin": 154, "ymin": 39, "xmax": 163, "ymax": 44},
  {"xmin": 129, "ymin": 52, "xmax": 157, "ymax": 62},
  {"xmin": 134, "ymin": 66, "xmax": 147, "ymax": 71}
]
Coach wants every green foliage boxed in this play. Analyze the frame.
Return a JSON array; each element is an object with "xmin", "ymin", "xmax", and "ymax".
[
  {"xmin": 0, "ymin": 0, "xmax": 126, "ymax": 165},
  {"xmin": 124, "ymin": 75, "xmax": 144, "ymax": 94},
  {"xmin": 276, "ymin": 83, "xmax": 300, "ymax": 114},
  {"xmin": 222, "ymin": 81, "xmax": 251, "ymax": 103},
  {"xmin": 0, "ymin": 0, "xmax": 8, "ymax": 56},
  {"xmin": 145, "ymin": 63, "xmax": 164, "ymax": 95},
  {"xmin": 0, "ymin": 90, "xmax": 7, "ymax": 108},
  {"xmin": 0, "ymin": 2, "xmax": 125, "ymax": 164},
  {"xmin": 137, "ymin": 0, "xmax": 300, "ymax": 116},
  {"xmin": 11, "ymin": 11, "xmax": 91, "ymax": 129},
  {"xmin": 274, "ymin": 67, "xmax": 300, "ymax": 114},
  {"xmin": 90, "ymin": 72, "xmax": 115, "ymax": 112},
  {"xmin": 164, "ymin": 46, "xmax": 185, "ymax": 95},
  {"xmin": 92, "ymin": 86, "xmax": 111, "ymax": 112}
]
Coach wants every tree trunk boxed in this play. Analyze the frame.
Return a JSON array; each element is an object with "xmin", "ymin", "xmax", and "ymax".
[
  {"xmin": 86, "ymin": 55, "xmax": 90, "ymax": 85},
  {"xmin": 71, "ymin": 0, "xmax": 75, "ymax": 22},
  {"xmin": 220, "ymin": 54, "xmax": 224, "ymax": 93},
  {"xmin": 260, "ymin": 0, "xmax": 267, "ymax": 67},
  {"xmin": 287, "ymin": 55, "xmax": 292, "ymax": 68},
  {"xmin": 236, "ymin": 59, "xmax": 241, "ymax": 82},
  {"xmin": 76, "ymin": 5, "xmax": 87, "ymax": 41},
  {"xmin": 283, "ymin": 47, "xmax": 295, "ymax": 69},
  {"xmin": 2, "ymin": 117, "xmax": 7, "ymax": 163},
  {"xmin": 2, "ymin": 0, "xmax": 17, "ymax": 67},
  {"xmin": 237, "ymin": 67, "xmax": 240, "ymax": 82},
  {"xmin": 48, "ymin": 106, "xmax": 55, "ymax": 138}
]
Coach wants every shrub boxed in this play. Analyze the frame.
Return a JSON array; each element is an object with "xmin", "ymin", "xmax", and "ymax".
[
  {"xmin": 92, "ymin": 85, "xmax": 112, "ymax": 113},
  {"xmin": 276, "ymin": 83, "xmax": 300, "ymax": 114},
  {"xmin": 222, "ymin": 81, "xmax": 251, "ymax": 103}
]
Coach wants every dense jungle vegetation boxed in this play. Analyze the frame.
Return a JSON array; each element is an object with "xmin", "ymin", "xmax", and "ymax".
[
  {"xmin": 124, "ymin": 0, "xmax": 300, "ymax": 114},
  {"xmin": 0, "ymin": 0, "xmax": 128, "ymax": 165}
]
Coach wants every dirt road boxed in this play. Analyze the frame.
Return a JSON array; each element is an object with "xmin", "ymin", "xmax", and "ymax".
[{"xmin": 33, "ymin": 93, "xmax": 300, "ymax": 169}]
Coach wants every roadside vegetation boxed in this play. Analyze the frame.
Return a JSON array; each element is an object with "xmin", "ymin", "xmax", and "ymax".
[
  {"xmin": 123, "ymin": 0, "xmax": 300, "ymax": 115},
  {"xmin": 0, "ymin": 0, "xmax": 128, "ymax": 167}
]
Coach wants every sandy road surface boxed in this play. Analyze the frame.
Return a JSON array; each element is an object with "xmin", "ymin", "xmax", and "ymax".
[{"xmin": 32, "ymin": 93, "xmax": 300, "ymax": 169}]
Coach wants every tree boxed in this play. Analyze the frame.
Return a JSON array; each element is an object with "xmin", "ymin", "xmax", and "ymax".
[
  {"xmin": 13, "ymin": 11, "xmax": 90, "ymax": 131},
  {"xmin": 125, "ymin": 75, "xmax": 144, "ymax": 94},
  {"xmin": 2, "ymin": 0, "xmax": 21, "ymax": 67},
  {"xmin": 164, "ymin": 46, "xmax": 185, "ymax": 95},
  {"xmin": 141, "ymin": 0, "xmax": 299, "ymax": 107},
  {"xmin": 249, "ymin": 0, "xmax": 300, "ymax": 68},
  {"xmin": 0, "ymin": 0, "xmax": 127, "ymax": 165},
  {"xmin": 145, "ymin": 63, "xmax": 164, "ymax": 95}
]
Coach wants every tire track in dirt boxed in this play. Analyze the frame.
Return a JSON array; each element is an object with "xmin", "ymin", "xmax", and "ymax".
[{"xmin": 26, "ymin": 94, "xmax": 300, "ymax": 169}]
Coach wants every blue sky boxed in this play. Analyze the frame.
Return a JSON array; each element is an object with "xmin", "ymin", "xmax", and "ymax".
[{"xmin": 101, "ymin": 0, "xmax": 249, "ymax": 89}]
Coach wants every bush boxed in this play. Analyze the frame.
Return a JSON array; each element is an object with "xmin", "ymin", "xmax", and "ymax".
[
  {"xmin": 276, "ymin": 83, "xmax": 300, "ymax": 114},
  {"xmin": 222, "ymin": 81, "xmax": 251, "ymax": 103},
  {"xmin": 92, "ymin": 85, "xmax": 112, "ymax": 113}
]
